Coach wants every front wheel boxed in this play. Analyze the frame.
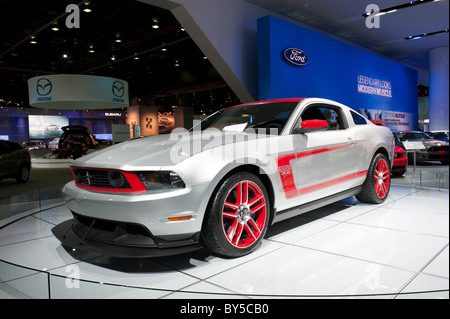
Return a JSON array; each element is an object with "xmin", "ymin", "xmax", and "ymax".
[
  {"xmin": 16, "ymin": 165, "xmax": 30, "ymax": 183},
  {"xmin": 202, "ymin": 172, "xmax": 270, "ymax": 257},
  {"xmin": 356, "ymin": 153, "xmax": 391, "ymax": 204}
]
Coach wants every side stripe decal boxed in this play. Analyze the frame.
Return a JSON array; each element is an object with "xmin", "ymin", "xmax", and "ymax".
[{"xmin": 276, "ymin": 144, "xmax": 366, "ymax": 199}]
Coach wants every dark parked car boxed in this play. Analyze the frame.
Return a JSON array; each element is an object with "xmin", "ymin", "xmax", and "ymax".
[
  {"xmin": 0, "ymin": 140, "xmax": 31, "ymax": 183},
  {"xmin": 22, "ymin": 140, "xmax": 46, "ymax": 150},
  {"xmin": 394, "ymin": 131, "xmax": 449, "ymax": 164},
  {"xmin": 56, "ymin": 125, "xmax": 98, "ymax": 159}
]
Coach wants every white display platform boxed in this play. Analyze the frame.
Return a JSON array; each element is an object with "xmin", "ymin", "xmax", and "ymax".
[{"xmin": 0, "ymin": 186, "xmax": 448, "ymax": 299}]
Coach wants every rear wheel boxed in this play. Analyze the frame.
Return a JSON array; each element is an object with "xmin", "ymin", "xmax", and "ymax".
[
  {"xmin": 202, "ymin": 172, "xmax": 270, "ymax": 257},
  {"xmin": 356, "ymin": 153, "xmax": 391, "ymax": 204}
]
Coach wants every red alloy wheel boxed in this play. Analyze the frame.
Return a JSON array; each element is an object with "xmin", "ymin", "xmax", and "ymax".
[
  {"xmin": 221, "ymin": 180, "xmax": 267, "ymax": 248},
  {"xmin": 374, "ymin": 158, "xmax": 390, "ymax": 199}
]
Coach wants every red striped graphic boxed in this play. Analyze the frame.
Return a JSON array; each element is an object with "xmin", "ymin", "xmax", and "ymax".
[{"xmin": 277, "ymin": 144, "xmax": 366, "ymax": 199}]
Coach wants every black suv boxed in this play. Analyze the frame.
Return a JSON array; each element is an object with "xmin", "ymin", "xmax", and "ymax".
[
  {"xmin": 0, "ymin": 140, "xmax": 32, "ymax": 183},
  {"xmin": 56, "ymin": 125, "xmax": 98, "ymax": 159}
]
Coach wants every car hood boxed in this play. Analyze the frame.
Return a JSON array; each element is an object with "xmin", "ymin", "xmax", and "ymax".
[{"xmin": 71, "ymin": 130, "xmax": 260, "ymax": 170}]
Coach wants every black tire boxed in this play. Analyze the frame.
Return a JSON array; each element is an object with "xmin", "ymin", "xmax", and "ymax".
[
  {"xmin": 356, "ymin": 153, "xmax": 391, "ymax": 204},
  {"xmin": 202, "ymin": 172, "xmax": 270, "ymax": 257},
  {"xmin": 16, "ymin": 165, "xmax": 30, "ymax": 183}
]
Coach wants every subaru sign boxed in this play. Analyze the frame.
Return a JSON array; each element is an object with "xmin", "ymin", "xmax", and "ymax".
[{"xmin": 282, "ymin": 48, "xmax": 309, "ymax": 66}]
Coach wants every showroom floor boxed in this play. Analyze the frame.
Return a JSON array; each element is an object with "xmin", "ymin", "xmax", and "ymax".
[{"xmin": 0, "ymin": 185, "xmax": 448, "ymax": 299}]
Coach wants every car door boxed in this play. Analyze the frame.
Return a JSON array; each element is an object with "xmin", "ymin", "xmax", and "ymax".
[
  {"xmin": 0, "ymin": 141, "xmax": 15, "ymax": 177},
  {"xmin": 290, "ymin": 102, "xmax": 363, "ymax": 205}
]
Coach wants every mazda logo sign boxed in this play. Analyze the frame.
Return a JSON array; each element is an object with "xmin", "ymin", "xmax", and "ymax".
[
  {"xmin": 36, "ymin": 78, "xmax": 52, "ymax": 96},
  {"xmin": 112, "ymin": 81, "xmax": 124, "ymax": 97}
]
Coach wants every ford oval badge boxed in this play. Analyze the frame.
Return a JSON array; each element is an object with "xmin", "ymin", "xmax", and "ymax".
[{"xmin": 283, "ymin": 48, "xmax": 309, "ymax": 66}]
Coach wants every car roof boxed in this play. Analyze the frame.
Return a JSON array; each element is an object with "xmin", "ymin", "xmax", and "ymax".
[
  {"xmin": 229, "ymin": 98, "xmax": 305, "ymax": 109},
  {"xmin": 62, "ymin": 125, "xmax": 88, "ymax": 132}
]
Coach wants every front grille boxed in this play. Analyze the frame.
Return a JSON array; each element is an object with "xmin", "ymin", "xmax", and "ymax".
[
  {"xmin": 73, "ymin": 168, "xmax": 132, "ymax": 189},
  {"xmin": 428, "ymin": 146, "xmax": 449, "ymax": 152}
]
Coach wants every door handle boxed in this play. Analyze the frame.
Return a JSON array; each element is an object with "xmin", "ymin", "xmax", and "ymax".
[{"xmin": 347, "ymin": 138, "xmax": 357, "ymax": 146}]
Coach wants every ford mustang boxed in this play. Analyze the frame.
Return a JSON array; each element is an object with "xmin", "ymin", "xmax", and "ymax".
[{"xmin": 53, "ymin": 98, "xmax": 395, "ymax": 257}]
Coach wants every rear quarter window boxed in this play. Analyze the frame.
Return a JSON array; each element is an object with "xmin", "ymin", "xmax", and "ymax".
[{"xmin": 351, "ymin": 111, "xmax": 367, "ymax": 125}]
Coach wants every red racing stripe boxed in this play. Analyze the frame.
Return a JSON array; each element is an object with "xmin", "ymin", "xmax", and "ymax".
[{"xmin": 276, "ymin": 143, "xmax": 365, "ymax": 199}]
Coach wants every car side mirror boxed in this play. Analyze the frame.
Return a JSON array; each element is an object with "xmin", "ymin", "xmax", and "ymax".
[{"xmin": 293, "ymin": 119, "xmax": 329, "ymax": 134}]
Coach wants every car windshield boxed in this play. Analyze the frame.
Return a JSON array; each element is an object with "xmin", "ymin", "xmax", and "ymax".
[
  {"xmin": 193, "ymin": 102, "xmax": 299, "ymax": 135},
  {"xmin": 430, "ymin": 132, "xmax": 448, "ymax": 139},
  {"xmin": 395, "ymin": 132, "xmax": 431, "ymax": 141}
]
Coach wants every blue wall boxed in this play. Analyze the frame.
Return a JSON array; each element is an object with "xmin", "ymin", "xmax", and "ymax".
[{"xmin": 258, "ymin": 16, "xmax": 418, "ymax": 130}]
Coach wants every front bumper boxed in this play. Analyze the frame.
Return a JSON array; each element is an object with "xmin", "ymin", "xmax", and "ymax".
[
  {"xmin": 408, "ymin": 149, "xmax": 449, "ymax": 162},
  {"xmin": 55, "ymin": 180, "xmax": 212, "ymax": 256},
  {"xmin": 61, "ymin": 181, "xmax": 210, "ymax": 238},
  {"xmin": 392, "ymin": 157, "xmax": 407, "ymax": 173},
  {"xmin": 52, "ymin": 218, "xmax": 202, "ymax": 257}
]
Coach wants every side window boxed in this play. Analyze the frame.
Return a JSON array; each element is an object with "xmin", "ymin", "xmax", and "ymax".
[
  {"xmin": 10, "ymin": 142, "xmax": 22, "ymax": 152},
  {"xmin": 293, "ymin": 104, "xmax": 347, "ymax": 131},
  {"xmin": 351, "ymin": 111, "xmax": 367, "ymax": 125},
  {"xmin": 0, "ymin": 141, "xmax": 11, "ymax": 154}
]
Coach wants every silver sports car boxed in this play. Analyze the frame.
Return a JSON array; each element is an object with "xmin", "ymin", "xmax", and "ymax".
[{"xmin": 53, "ymin": 98, "xmax": 395, "ymax": 257}]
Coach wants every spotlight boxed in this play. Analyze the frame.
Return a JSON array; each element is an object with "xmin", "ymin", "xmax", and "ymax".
[
  {"xmin": 114, "ymin": 32, "xmax": 122, "ymax": 43},
  {"xmin": 29, "ymin": 35, "xmax": 37, "ymax": 44},
  {"xmin": 152, "ymin": 17, "xmax": 159, "ymax": 29},
  {"xmin": 83, "ymin": 1, "xmax": 92, "ymax": 12},
  {"xmin": 51, "ymin": 22, "xmax": 59, "ymax": 31}
]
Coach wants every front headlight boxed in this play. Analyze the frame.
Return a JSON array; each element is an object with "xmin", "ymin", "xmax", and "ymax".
[{"xmin": 137, "ymin": 171, "xmax": 186, "ymax": 190}]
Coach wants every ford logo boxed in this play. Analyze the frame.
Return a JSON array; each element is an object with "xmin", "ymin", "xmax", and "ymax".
[{"xmin": 282, "ymin": 48, "xmax": 309, "ymax": 66}]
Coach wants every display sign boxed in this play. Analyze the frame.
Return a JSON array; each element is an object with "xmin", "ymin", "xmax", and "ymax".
[
  {"xmin": 357, "ymin": 75, "xmax": 392, "ymax": 98},
  {"xmin": 28, "ymin": 115, "xmax": 68, "ymax": 139},
  {"xmin": 402, "ymin": 141, "xmax": 426, "ymax": 150},
  {"xmin": 359, "ymin": 108, "xmax": 414, "ymax": 131},
  {"xmin": 258, "ymin": 16, "xmax": 418, "ymax": 130},
  {"xmin": 28, "ymin": 74, "xmax": 129, "ymax": 110}
]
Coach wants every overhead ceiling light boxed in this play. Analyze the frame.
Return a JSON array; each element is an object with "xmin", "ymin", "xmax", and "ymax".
[
  {"xmin": 29, "ymin": 35, "xmax": 37, "ymax": 44},
  {"xmin": 62, "ymin": 53, "xmax": 68, "ymax": 58},
  {"xmin": 111, "ymin": 55, "xmax": 116, "ymax": 61},
  {"xmin": 405, "ymin": 29, "xmax": 449, "ymax": 40},
  {"xmin": 83, "ymin": 1, "xmax": 92, "ymax": 12},
  {"xmin": 88, "ymin": 44, "xmax": 95, "ymax": 53},
  {"xmin": 114, "ymin": 32, "xmax": 122, "ymax": 43},
  {"xmin": 174, "ymin": 59, "xmax": 180, "ymax": 67},
  {"xmin": 51, "ymin": 22, "xmax": 59, "ymax": 31},
  {"xmin": 161, "ymin": 48, "xmax": 167, "ymax": 52},
  {"xmin": 363, "ymin": 0, "xmax": 436, "ymax": 17},
  {"xmin": 152, "ymin": 17, "xmax": 159, "ymax": 29}
]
